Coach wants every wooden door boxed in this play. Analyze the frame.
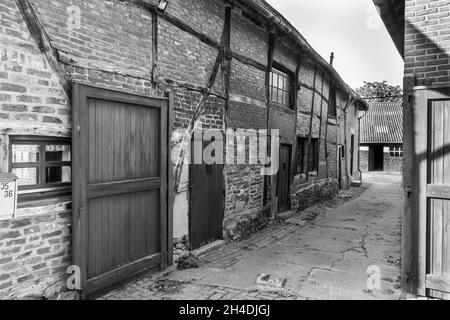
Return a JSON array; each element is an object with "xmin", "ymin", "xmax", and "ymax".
[
  {"xmin": 369, "ymin": 145, "xmax": 384, "ymax": 171},
  {"xmin": 189, "ymin": 140, "xmax": 224, "ymax": 250},
  {"xmin": 350, "ymin": 134, "xmax": 355, "ymax": 176},
  {"xmin": 277, "ymin": 145, "xmax": 291, "ymax": 211},
  {"xmin": 426, "ymin": 95, "xmax": 450, "ymax": 298},
  {"xmin": 72, "ymin": 84, "xmax": 169, "ymax": 296}
]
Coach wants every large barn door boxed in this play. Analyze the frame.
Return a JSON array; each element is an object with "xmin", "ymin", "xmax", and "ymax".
[
  {"xmin": 426, "ymin": 94, "xmax": 450, "ymax": 299},
  {"xmin": 72, "ymin": 84, "xmax": 169, "ymax": 296}
]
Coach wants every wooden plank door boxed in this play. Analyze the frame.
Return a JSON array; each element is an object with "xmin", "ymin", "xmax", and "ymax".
[
  {"xmin": 425, "ymin": 93, "xmax": 450, "ymax": 298},
  {"xmin": 72, "ymin": 84, "xmax": 169, "ymax": 296},
  {"xmin": 189, "ymin": 140, "xmax": 224, "ymax": 250},
  {"xmin": 277, "ymin": 145, "xmax": 291, "ymax": 211}
]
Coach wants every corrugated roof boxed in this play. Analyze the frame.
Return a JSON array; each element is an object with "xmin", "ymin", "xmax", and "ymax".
[{"xmin": 361, "ymin": 102, "xmax": 403, "ymax": 144}]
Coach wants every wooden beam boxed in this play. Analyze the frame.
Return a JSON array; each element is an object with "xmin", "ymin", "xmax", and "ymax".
[
  {"xmin": 298, "ymin": 82, "xmax": 329, "ymax": 104},
  {"xmin": 165, "ymin": 89, "xmax": 174, "ymax": 267},
  {"xmin": 306, "ymin": 65, "xmax": 318, "ymax": 181},
  {"xmin": 289, "ymin": 52, "xmax": 303, "ymax": 188},
  {"xmin": 172, "ymin": 16, "xmax": 228, "ymax": 192},
  {"xmin": 151, "ymin": 9, "xmax": 159, "ymax": 88},
  {"xmin": 263, "ymin": 32, "xmax": 275, "ymax": 212},
  {"xmin": 231, "ymin": 52, "xmax": 266, "ymax": 72},
  {"xmin": 15, "ymin": 0, "xmax": 71, "ymax": 100},
  {"xmin": 317, "ymin": 71, "xmax": 325, "ymax": 177}
]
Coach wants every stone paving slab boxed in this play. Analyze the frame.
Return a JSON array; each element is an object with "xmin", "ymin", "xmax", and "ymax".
[{"xmin": 99, "ymin": 175, "xmax": 403, "ymax": 300}]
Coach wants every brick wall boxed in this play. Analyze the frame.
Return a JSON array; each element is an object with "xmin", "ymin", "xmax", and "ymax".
[
  {"xmin": 0, "ymin": 0, "xmax": 72, "ymax": 298},
  {"xmin": 404, "ymin": 0, "xmax": 450, "ymax": 85},
  {"xmin": 0, "ymin": 0, "xmax": 362, "ymax": 298}
]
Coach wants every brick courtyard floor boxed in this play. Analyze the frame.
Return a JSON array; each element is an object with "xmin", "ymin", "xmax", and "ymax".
[{"xmin": 98, "ymin": 174, "xmax": 404, "ymax": 300}]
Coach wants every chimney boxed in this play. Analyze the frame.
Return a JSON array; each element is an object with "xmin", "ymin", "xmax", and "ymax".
[{"xmin": 330, "ymin": 52, "xmax": 334, "ymax": 66}]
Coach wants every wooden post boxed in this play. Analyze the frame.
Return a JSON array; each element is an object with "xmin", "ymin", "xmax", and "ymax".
[
  {"xmin": 166, "ymin": 89, "xmax": 174, "ymax": 266},
  {"xmin": 151, "ymin": 10, "xmax": 159, "ymax": 91},
  {"xmin": 317, "ymin": 71, "xmax": 325, "ymax": 177},
  {"xmin": 263, "ymin": 31, "xmax": 276, "ymax": 210},
  {"xmin": 173, "ymin": 18, "xmax": 229, "ymax": 192},
  {"xmin": 306, "ymin": 66, "xmax": 318, "ymax": 180},
  {"xmin": 289, "ymin": 53, "xmax": 303, "ymax": 186},
  {"xmin": 15, "ymin": 0, "xmax": 71, "ymax": 100}
]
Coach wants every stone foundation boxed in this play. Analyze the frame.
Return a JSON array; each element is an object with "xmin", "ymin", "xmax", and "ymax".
[
  {"xmin": 291, "ymin": 179, "xmax": 339, "ymax": 211},
  {"xmin": 223, "ymin": 206, "xmax": 271, "ymax": 242},
  {"xmin": 173, "ymin": 236, "xmax": 190, "ymax": 263}
]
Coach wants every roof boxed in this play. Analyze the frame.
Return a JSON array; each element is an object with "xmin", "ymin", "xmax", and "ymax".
[
  {"xmin": 373, "ymin": 0, "xmax": 405, "ymax": 58},
  {"xmin": 238, "ymin": 0, "xmax": 369, "ymax": 110},
  {"xmin": 361, "ymin": 102, "xmax": 403, "ymax": 144}
]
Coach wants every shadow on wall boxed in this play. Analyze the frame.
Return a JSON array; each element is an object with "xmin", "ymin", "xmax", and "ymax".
[{"xmin": 404, "ymin": 22, "xmax": 450, "ymax": 297}]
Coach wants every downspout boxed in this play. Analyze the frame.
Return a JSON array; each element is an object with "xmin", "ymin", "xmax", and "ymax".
[
  {"xmin": 358, "ymin": 107, "xmax": 368, "ymax": 181},
  {"xmin": 339, "ymin": 94, "xmax": 354, "ymax": 189}
]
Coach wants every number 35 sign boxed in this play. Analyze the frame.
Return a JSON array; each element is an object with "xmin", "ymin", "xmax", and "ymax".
[{"xmin": 0, "ymin": 173, "xmax": 18, "ymax": 220}]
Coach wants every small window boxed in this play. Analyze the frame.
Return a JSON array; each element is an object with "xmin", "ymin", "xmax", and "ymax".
[
  {"xmin": 295, "ymin": 137, "xmax": 307, "ymax": 174},
  {"xmin": 269, "ymin": 68, "xmax": 291, "ymax": 107},
  {"xmin": 10, "ymin": 136, "xmax": 71, "ymax": 196},
  {"xmin": 308, "ymin": 138, "xmax": 319, "ymax": 172},
  {"xmin": 389, "ymin": 146, "xmax": 403, "ymax": 157},
  {"xmin": 328, "ymin": 87, "xmax": 337, "ymax": 117}
]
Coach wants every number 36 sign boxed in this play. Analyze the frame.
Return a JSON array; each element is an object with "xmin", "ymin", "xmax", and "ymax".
[{"xmin": 0, "ymin": 173, "xmax": 18, "ymax": 220}]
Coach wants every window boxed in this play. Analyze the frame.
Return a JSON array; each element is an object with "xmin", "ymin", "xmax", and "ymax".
[
  {"xmin": 390, "ymin": 146, "xmax": 403, "ymax": 157},
  {"xmin": 328, "ymin": 87, "xmax": 337, "ymax": 117},
  {"xmin": 295, "ymin": 137, "xmax": 307, "ymax": 174},
  {"xmin": 270, "ymin": 68, "xmax": 291, "ymax": 107},
  {"xmin": 308, "ymin": 138, "xmax": 319, "ymax": 172},
  {"xmin": 10, "ymin": 136, "xmax": 71, "ymax": 195}
]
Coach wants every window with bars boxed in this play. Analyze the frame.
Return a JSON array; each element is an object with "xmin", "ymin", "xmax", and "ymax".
[
  {"xmin": 9, "ymin": 136, "xmax": 71, "ymax": 195},
  {"xmin": 389, "ymin": 146, "xmax": 403, "ymax": 157},
  {"xmin": 269, "ymin": 68, "xmax": 291, "ymax": 107}
]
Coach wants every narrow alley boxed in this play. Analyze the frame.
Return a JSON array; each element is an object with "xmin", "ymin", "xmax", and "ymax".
[{"xmin": 99, "ymin": 173, "xmax": 403, "ymax": 300}]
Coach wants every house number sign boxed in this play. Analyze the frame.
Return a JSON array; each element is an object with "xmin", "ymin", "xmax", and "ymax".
[{"xmin": 0, "ymin": 173, "xmax": 18, "ymax": 220}]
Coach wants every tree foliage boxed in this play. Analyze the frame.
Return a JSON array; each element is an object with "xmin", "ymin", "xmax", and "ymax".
[{"xmin": 355, "ymin": 81, "xmax": 403, "ymax": 102}]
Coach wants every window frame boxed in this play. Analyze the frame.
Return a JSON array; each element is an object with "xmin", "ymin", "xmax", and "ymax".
[
  {"xmin": 308, "ymin": 138, "xmax": 319, "ymax": 173},
  {"xmin": 269, "ymin": 66, "xmax": 293, "ymax": 109},
  {"xmin": 9, "ymin": 136, "xmax": 72, "ymax": 199},
  {"xmin": 389, "ymin": 146, "xmax": 403, "ymax": 157}
]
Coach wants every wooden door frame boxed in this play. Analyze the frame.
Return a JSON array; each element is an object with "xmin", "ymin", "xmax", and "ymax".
[
  {"xmin": 72, "ymin": 82, "xmax": 173, "ymax": 296},
  {"xmin": 408, "ymin": 85, "xmax": 450, "ymax": 296}
]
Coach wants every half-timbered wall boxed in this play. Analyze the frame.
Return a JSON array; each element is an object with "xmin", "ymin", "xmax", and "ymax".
[{"xmin": 0, "ymin": 0, "xmax": 363, "ymax": 298}]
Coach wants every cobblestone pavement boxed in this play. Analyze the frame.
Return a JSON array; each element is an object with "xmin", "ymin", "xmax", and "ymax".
[{"xmin": 99, "ymin": 174, "xmax": 403, "ymax": 300}]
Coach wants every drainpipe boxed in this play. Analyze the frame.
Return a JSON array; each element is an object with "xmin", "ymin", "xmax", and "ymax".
[
  {"xmin": 358, "ymin": 107, "xmax": 368, "ymax": 181},
  {"xmin": 339, "ymin": 94, "xmax": 354, "ymax": 190}
]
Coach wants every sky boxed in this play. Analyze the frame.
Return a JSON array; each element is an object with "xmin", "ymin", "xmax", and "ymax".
[{"xmin": 265, "ymin": 0, "xmax": 404, "ymax": 89}]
